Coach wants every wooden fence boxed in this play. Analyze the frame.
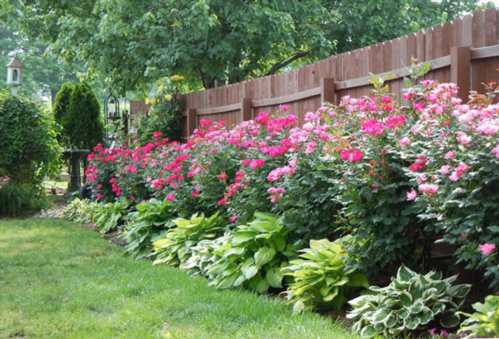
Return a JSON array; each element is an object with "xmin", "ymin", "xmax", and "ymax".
[{"xmin": 180, "ymin": 8, "xmax": 499, "ymax": 137}]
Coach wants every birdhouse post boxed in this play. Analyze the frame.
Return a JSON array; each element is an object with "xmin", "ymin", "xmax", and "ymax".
[{"xmin": 6, "ymin": 54, "xmax": 23, "ymax": 96}]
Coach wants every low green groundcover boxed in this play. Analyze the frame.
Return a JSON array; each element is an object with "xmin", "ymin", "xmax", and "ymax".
[{"xmin": 0, "ymin": 218, "xmax": 354, "ymax": 339}]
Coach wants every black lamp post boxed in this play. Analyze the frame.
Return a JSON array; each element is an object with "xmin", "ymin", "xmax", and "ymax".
[{"xmin": 104, "ymin": 93, "xmax": 130, "ymax": 145}]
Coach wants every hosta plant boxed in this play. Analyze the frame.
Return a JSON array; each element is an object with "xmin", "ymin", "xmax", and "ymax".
[
  {"xmin": 206, "ymin": 212, "xmax": 295, "ymax": 293},
  {"xmin": 282, "ymin": 237, "xmax": 368, "ymax": 313},
  {"xmin": 63, "ymin": 198, "xmax": 99, "ymax": 224},
  {"xmin": 153, "ymin": 212, "xmax": 223, "ymax": 266},
  {"xmin": 180, "ymin": 233, "xmax": 231, "ymax": 277},
  {"xmin": 121, "ymin": 199, "xmax": 174, "ymax": 259},
  {"xmin": 347, "ymin": 265, "xmax": 470, "ymax": 338},
  {"xmin": 459, "ymin": 295, "xmax": 499, "ymax": 338},
  {"xmin": 93, "ymin": 199, "xmax": 129, "ymax": 234}
]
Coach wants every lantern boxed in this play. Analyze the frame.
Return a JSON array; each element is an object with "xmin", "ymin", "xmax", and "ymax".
[{"xmin": 6, "ymin": 54, "xmax": 23, "ymax": 96}]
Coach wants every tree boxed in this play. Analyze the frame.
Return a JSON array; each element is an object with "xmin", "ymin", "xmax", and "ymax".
[
  {"xmin": 3, "ymin": 0, "xmax": 481, "ymax": 93},
  {"xmin": 53, "ymin": 82, "xmax": 74, "ymax": 143},
  {"xmin": 321, "ymin": 0, "xmax": 480, "ymax": 53},
  {"xmin": 64, "ymin": 83, "xmax": 104, "ymax": 150}
]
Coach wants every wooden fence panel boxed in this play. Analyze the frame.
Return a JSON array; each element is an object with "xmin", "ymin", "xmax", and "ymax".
[{"xmin": 175, "ymin": 9, "xmax": 499, "ymax": 137}]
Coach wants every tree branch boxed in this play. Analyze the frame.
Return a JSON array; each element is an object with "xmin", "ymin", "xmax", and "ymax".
[{"xmin": 265, "ymin": 50, "xmax": 310, "ymax": 76}]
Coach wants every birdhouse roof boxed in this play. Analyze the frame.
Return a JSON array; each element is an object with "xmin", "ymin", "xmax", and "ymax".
[{"xmin": 7, "ymin": 56, "xmax": 23, "ymax": 68}]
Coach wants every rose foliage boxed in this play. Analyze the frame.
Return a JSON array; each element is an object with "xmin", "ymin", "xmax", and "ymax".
[{"xmin": 85, "ymin": 80, "xmax": 499, "ymax": 289}]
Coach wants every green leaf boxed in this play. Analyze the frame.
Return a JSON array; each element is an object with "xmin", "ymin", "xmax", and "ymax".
[
  {"xmin": 440, "ymin": 312, "xmax": 461, "ymax": 328},
  {"xmin": 254, "ymin": 247, "xmax": 276, "ymax": 268},
  {"xmin": 241, "ymin": 261, "xmax": 258, "ymax": 280},
  {"xmin": 348, "ymin": 272, "xmax": 369, "ymax": 288},
  {"xmin": 265, "ymin": 267, "xmax": 283, "ymax": 288}
]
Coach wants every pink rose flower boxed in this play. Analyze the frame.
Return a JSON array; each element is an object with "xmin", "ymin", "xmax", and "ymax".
[
  {"xmin": 439, "ymin": 165, "xmax": 451, "ymax": 176},
  {"xmin": 409, "ymin": 156, "xmax": 428, "ymax": 172},
  {"xmin": 449, "ymin": 163, "xmax": 470, "ymax": 182},
  {"xmin": 479, "ymin": 243, "xmax": 496, "ymax": 256},
  {"xmin": 406, "ymin": 189, "xmax": 417, "ymax": 201},
  {"xmin": 255, "ymin": 112, "xmax": 270, "ymax": 125},
  {"xmin": 491, "ymin": 144, "xmax": 499, "ymax": 159},
  {"xmin": 279, "ymin": 104, "xmax": 290, "ymax": 112},
  {"xmin": 340, "ymin": 148, "xmax": 364, "ymax": 163},
  {"xmin": 385, "ymin": 114, "xmax": 406, "ymax": 129},
  {"xmin": 166, "ymin": 192, "xmax": 176, "ymax": 201},
  {"xmin": 444, "ymin": 151, "xmax": 456, "ymax": 160},
  {"xmin": 399, "ymin": 137, "xmax": 411, "ymax": 148},
  {"xmin": 267, "ymin": 187, "xmax": 286, "ymax": 203},
  {"xmin": 456, "ymin": 131, "xmax": 472, "ymax": 145},
  {"xmin": 361, "ymin": 119, "xmax": 386, "ymax": 137},
  {"xmin": 418, "ymin": 183, "xmax": 439, "ymax": 196}
]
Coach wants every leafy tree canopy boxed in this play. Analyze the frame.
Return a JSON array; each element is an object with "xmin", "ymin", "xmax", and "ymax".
[{"xmin": 2, "ymin": 0, "xmax": 482, "ymax": 93}]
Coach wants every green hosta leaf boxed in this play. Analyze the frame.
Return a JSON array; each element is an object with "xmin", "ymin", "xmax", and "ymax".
[
  {"xmin": 323, "ymin": 288, "xmax": 339, "ymax": 302},
  {"xmin": 410, "ymin": 300, "xmax": 424, "ymax": 314},
  {"xmin": 241, "ymin": 260, "xmax": 258, "ymax": 280},
  {"xmin": 349, "ymin": 272, "xmax": 369, "ymax": 288},
  {"xmin": 265, "ymin": 267, "xmax": 283, "ymax": 288},
  {"xmin": 440, "ymin": 312, "xmax": 461, "ymax": 328},
  {"xmin": 232, "ymin": 231, "xmax": 255, "ymax": 245},
  {"xmin": 360, "ymin": 325, "xmax": 377, "ymax": 338},
  {"xmin": 397, "ymin": 265, "xmax": 415, "ymax": 282},
  {"xmin": 404, "ymin": 316, "xmax": 421, "ymax": 330},
  {"xmin": 448, "ymin": 284, "xmax": 471, "ymax": 300},
  {"xmin": 418, "ymin": 306, "xmax": 434, "ymax": 325},
  {"xmin": 400, "ymin": 291, "xmax": 413, "ymax": 306},
  {"xmin": 253, "ymin": 276, "xmax": 270, "ymax": 293},
  {"xmin": 254, "ymin": 247, "xmax": 276, "ymax": 267}
]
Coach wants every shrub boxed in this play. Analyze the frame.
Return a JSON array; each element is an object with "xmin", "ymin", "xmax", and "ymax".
[
  {"xmin": 0, "ymin": 91, "xmax": 61, "ymax": 184},
  {"xmin": 282, "ymin": 237, "xmax": 368, "ymax": 313},
  {"xmin": 347, "ymin": 265, "xmax": 470, "ymax": 338},
  {"xmin": 53, "ymin": 82, "xmax": 74, "ymax": 145},
  {"xmin": 121, "ymin": 199, "xmax": 174, "ymax": 259},
  {"xmin": 56, "ymin": 82, "xmax": 104, "ymax": 150},
  {"xmin": 459, "ymin": 295, "xmax": 499, "ymax": 338},
  {"xmin": 0, "ymin": 92, "xmax": 60, "ymax": 216},
  {"xmin": 400, "ymin": 82, "xmax": 499, "ymax": 288},
  {"xmin": 153, "ymin": 213, "xmax": 223, "ymax": 266},
  {"xmin": 93, "ymin": 199, "xmax": 129, "ymax": 234},
  {"xmin": 206, "ymin": 212, "xmax": 295, "ymax": 293},
  {"xmin": 0, "ymin": 182, "xmax": 47, "ymax": 217}
]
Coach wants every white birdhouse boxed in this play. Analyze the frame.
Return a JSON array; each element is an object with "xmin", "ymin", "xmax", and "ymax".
[{"xmin": 6, "ymin": 55, "xmax": 23, "ymax": 87}]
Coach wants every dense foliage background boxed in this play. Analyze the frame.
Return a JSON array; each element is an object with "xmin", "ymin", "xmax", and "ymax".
[{"xmin": 0, "ymin": 0, "xmax": 482, "ymax": 95}]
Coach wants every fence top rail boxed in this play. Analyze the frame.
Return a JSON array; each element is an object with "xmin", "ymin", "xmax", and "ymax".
[
  {"xmin": 187, "ymin": 44, "xmax": 499, "ymax": 116},
  {"xmin": 197, "ymin": 102, "xmax": 241, "ymax": 115}
]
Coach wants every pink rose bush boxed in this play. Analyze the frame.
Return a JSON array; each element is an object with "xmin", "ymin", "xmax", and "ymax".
[{"xmin": 85, "ymin": 80, "xmax": 498, "ymax": 289}]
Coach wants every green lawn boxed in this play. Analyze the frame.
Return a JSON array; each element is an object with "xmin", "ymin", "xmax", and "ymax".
[{"xmin": 0, "ymin": 218, "xmax": 356, "ymax": 339}]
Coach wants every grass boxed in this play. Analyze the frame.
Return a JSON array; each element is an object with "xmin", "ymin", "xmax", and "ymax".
[{"xmin": 0, "ymin": 218, "xmax": 356, "ymax": 339}]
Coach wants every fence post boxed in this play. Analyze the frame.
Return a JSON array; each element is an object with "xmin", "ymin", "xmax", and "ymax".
[
  {"xmin": 450, "ymin": 46, "xmax": 471, "ymax": 102},
  {"xmin": 240, "ymin": 97, "xmax": 252, "ymax": 122},
  {"xmin": 320, "ymin": 78, "xmax": 336, "ymax": 105},
  {"xmin": 187, "ymin": 108, "xmax": 197, "ymax": 136}
]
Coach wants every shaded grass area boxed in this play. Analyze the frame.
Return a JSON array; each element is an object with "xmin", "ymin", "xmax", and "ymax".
[{"xmin": 0, "ymin": 218, "xmax": 355, "ymax": 339}]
